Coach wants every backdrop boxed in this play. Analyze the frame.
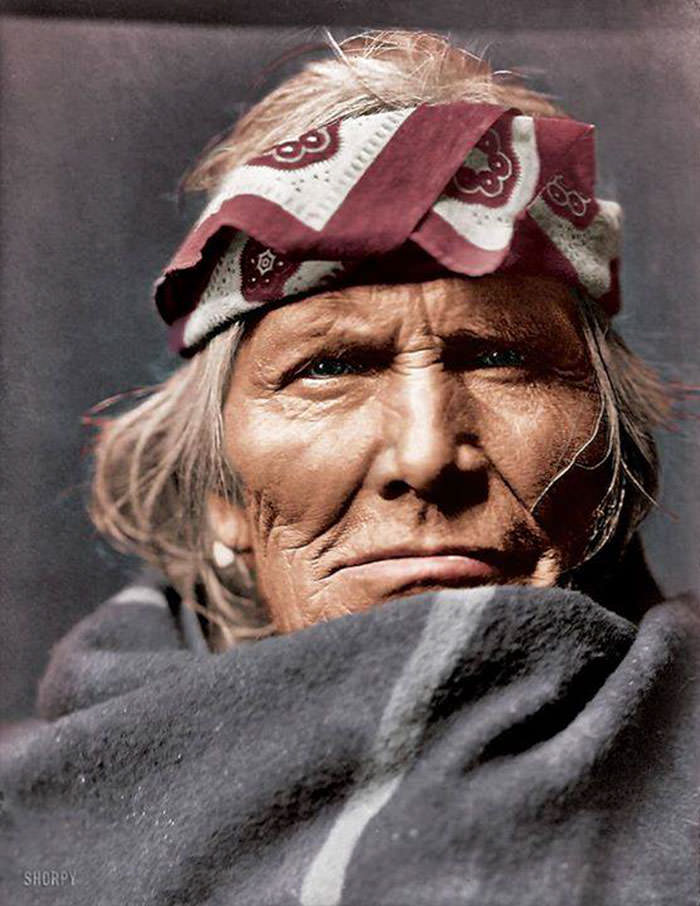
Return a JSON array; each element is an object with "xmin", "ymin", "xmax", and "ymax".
[{"xmin": 2, "ymin": 4, "xmax": 699, "ymax": 720}]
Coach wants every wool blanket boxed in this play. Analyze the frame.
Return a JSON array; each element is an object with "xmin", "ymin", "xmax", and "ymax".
[{"xmin": 1, "ymin": 574, "xmax": 699, "ymax": 905}]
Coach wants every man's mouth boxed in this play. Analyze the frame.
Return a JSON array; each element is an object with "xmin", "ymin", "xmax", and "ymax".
[
  {"xmin": 333, "ymin": 554, "xmax": 499, "ymax": 589},
  {"xmin": 327, "ymin": 546, "xmax": 507, "ymax": 589}
]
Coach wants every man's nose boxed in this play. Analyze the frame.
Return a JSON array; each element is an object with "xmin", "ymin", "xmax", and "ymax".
[{"xmin": 377, "ymin": 368, "xmax": 488, "ymax": 502}]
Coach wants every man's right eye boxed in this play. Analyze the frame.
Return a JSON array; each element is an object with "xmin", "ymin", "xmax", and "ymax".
[{"xmin": 299, "ymin": 357, "xmax": 361, "ymax": 379}]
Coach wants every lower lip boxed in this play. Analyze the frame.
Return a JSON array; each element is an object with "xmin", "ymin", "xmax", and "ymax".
[{"xmin": 336, "ymin": 555, "xmax": 500, "ymax": 590}]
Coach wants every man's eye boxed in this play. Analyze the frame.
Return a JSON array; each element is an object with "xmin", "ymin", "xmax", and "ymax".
[
  {"xmin": 472, "ymin": 348, "xmax": 526, "ymax": 368},
  {"xmin": 294, "ymin": 348, "xmax": 525, "ymax": 380},
  {"xmin": 299, "ymin": 357, "xmax": 362, "ymax": 379}
]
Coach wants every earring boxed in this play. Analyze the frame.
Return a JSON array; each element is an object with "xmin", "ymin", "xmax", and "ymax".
[{"xmin": 212, "ymin": 540, "xmax": 235, "ymax": 568}]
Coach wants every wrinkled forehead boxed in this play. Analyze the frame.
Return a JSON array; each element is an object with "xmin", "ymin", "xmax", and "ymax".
[{"xmin": 240, "ymin": 274, "xmax": 584, "ymax": 352}]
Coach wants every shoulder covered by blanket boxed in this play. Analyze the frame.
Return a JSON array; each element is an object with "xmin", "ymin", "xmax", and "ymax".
[{"xmin": 2, "ymin": 577, "xmax": 699, "ymax": 906}]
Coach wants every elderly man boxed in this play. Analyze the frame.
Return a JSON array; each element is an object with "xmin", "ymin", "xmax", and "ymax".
[{"xmin": 1, "ymin": 28, "xmax": 697, "ymax": 906}]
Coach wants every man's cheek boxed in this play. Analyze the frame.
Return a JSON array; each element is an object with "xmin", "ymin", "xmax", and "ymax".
[{"xmin": 481, "ymin": 394, "xmax": 598, "ymax": 505}]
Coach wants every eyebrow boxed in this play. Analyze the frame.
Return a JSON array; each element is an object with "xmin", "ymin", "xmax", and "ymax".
[
  {"xmin": 259, "ymin": 310, "xmax": 396, "ymax": 348},
  {"xmin": 253, "ymin": 288, "xmax": 578, "ymax": 356}
]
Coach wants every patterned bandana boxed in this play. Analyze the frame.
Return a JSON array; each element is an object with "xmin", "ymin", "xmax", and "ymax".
[{"xmin": 154, "ymin": 101, "xmax": 622, "ymax": 356}]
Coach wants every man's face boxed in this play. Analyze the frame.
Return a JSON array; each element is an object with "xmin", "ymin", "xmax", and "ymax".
[{"xmin": 213, "ymin": 274, "xmax": 609, "ymax": 633}]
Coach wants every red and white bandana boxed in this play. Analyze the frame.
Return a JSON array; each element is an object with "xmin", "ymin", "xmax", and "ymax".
[{"xmin": 155, "ymin": 101, "xmax": 622, "ymax": 356}]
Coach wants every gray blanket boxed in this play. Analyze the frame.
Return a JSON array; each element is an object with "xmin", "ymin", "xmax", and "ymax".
[{"xmin": 1, "ymin": 573, "xmax": 699, "ymax": 905}]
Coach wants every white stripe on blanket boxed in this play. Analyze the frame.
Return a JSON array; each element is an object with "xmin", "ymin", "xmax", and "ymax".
[{"xmin": 300, "ymin": 585, "xmax": 497, "ymax": 906}]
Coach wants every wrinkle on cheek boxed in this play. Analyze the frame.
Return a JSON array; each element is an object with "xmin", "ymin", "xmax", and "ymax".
[
  {"xmin": 540, "ymin": 396, "xmax": 605, "ymax": 481},
  {"xmin": 473, "ymin": 385, "xmax": 603, "ymax": 507},
  {"xmin": 244, "ymin": 401, "xmax": 377, "ymax": 526},
  {"xmin": 254, "ymin": 520, "xmax": 315, "ymax": 629},
  {"xmin": 306, "ymin": 581, "xmax": 340, "ymax": 621},
  {"xmin": 249, "ymin": 490, "xmax": 318, "ymax": 563},
  {"xmin": 245, "ymin": 488, "xmax": 276, "ymax": 543},
  {"xmin": 230, "ymin": 399, "xmax": 381, "ymax": 630},
  {"xmin": 267, "ymin": 556, "xmax": 348, "ymax": 632}
]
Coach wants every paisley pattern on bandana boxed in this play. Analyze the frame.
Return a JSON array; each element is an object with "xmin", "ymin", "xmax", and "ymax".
[
  {"xmin": 249, "ymin": 123, "xmax": 342, "ymax": 171},
  {"xmin": 449, "ymin": 116, "xmax": 520, "ymax": 207},
  {"xmin": 155, "ymin": 101, "xmax": 622, "ymax": 356},
  {"xmin": 542, "ymin": 174, "xmax": 598, "ymax": 229}
]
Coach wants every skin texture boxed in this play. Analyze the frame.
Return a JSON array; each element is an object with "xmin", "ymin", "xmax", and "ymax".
[{"xmin": 209, "ymin": 274, "xmax": 611, "ymax": 634}]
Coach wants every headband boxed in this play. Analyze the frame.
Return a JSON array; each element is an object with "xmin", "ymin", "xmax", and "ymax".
[{"xmin": 154, "ymin": 101, "xmax": 622, "ymax": 356}]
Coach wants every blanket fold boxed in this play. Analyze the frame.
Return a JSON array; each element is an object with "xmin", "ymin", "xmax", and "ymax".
[{"xmin": 1, "ymin": 579, "xmax": 698, "ymax": 906}]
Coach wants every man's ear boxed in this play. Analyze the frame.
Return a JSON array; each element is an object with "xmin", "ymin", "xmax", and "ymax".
[{"xmin": 207, "ymin": 492, "xmax": 252, "ymax": 554}]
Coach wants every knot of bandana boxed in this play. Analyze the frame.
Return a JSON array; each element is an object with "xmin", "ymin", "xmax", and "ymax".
[{"xmin": 155, "ymin": 101, "xmax": 622, "ymax": 356}]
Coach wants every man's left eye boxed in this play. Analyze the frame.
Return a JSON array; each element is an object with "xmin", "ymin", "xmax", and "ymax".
[{"xmin": 473, "ymin": 348, "xmax": 526, "ymax": 368}]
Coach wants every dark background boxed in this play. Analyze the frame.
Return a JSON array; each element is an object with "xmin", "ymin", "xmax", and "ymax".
[{"xmin": 2, "ymin": 1, "xmax": 699, "ymax": 721}]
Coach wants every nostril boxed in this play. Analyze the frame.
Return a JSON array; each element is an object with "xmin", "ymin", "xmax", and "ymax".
[
  {"xmin": 379, "ymin": 463, "xmax": 490, "ymax": 514},
  {"xmin": 381, "ymin": 479, "xmax": 409, "ymax": 501},
  {"xmin": 456, "ymin": 431, "xmax": 480, "ymax": 447}
]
